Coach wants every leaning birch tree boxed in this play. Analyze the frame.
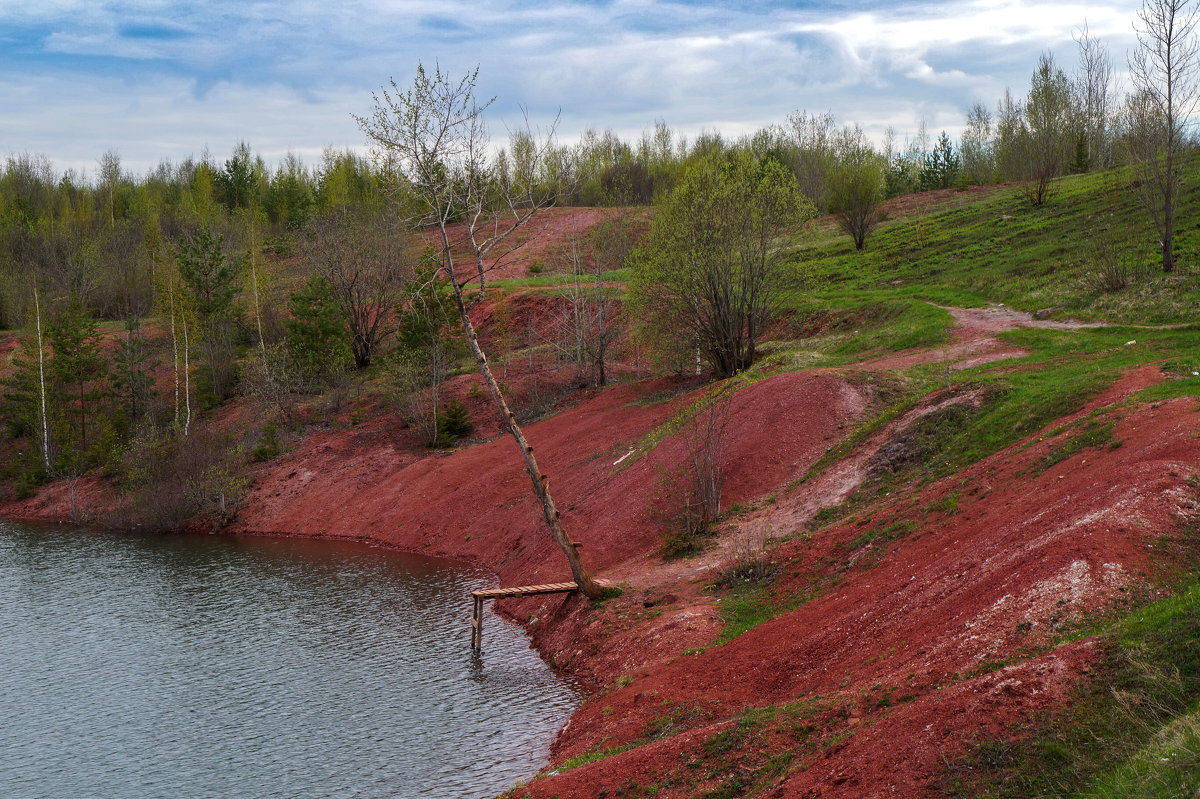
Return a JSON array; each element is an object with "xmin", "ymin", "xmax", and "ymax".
[{"xmin": 355, "ymin": 64, "xmax": 603, "ymax": 598}]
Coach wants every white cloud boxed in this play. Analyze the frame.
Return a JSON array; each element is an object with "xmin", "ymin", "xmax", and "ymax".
[{"xmin": 0, "ymin": 0, "xmax": 1150, "ymax": 176}]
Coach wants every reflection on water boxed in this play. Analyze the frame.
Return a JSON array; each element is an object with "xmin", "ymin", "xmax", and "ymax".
[{"xmin": 0, "ymin": 521, "xmax": 580, "ymax": 799}]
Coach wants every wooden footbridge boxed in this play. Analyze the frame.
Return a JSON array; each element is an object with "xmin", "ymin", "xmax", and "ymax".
[{"xmin": 470, "ymin": 579, "xmax": 611, "ymax": 651}]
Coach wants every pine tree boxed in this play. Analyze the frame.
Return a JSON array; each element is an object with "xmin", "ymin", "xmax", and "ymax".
[
  {"xmin": 920, "ymin": 131, "xmax": 961, "ymax": 190},
  {"xmin": 112, "ymin": 317, "xmax": 157, "ymax": 429},
  {"xmin": 175, "ymin": 225, "xmax": 239, "ymax": 402},
  {"xmin": 285, "ymin": 275, "xmax": 351, "ymax": 386},
  {"xmin": 47, "ymin": 297, "xmax": 107, "ymax": 458}
]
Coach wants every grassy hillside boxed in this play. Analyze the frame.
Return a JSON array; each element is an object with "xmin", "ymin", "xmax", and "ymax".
[
  {"xmin": 764, "ymin": 175, "xmax": 1200, "ymax": 796},
  {"xmin": 787, "ymin": 168, "xmax": 1200, "ymax": 324},
  {"xmin": 515, "ymin": 169, "xmax": 1200, "ymax": 797}
]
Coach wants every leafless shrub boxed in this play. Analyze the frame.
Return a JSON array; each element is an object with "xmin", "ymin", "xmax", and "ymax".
[
  {"xmin": 1085, "ymin": 234, "xmax": 1148, "ymax": 293},
  {"xmin": 388, "ymin": 341, "xmax": 452, "ymax": 447},
  {"xmin": 684, "ymin": 391, "xmax": 731, "ymax": 530},
  {"xmin": 655, "ymin": 389, "xmax": 733, "ymax": 555},
  {"xmin": 718, "ymin": 524, "xmax": 778, "ymax": 586},
  {"xmin": 111, "ymin": 426, "xmax": 249, "ymax": 531}
]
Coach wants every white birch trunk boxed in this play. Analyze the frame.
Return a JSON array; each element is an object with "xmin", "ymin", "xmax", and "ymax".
[
  {"xmin": 33, "ymin": 284, "xmax": 51, "ymax": 475},
  {"xmin": 170, "ymin": 289, "xmax": 180, "ymax": 429},
  {"xmin": 182, "ymin": 315, "xmax": 192, "ymax": 436},
  {"xmin": 249, "ymin": 243, "xmax": 269, "ymax": 377}
]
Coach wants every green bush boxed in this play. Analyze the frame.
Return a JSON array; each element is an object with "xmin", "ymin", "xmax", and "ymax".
[
  {"xmin": 252, "ymin": 421, "xmax": 281, "ymax": 462},
  {"xmin": 436, "ymin": 399, "xmax": 473, "ymax": 445}
]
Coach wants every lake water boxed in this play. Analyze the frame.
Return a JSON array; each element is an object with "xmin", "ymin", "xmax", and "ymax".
[{"xmin": 0, "ymin": 521, "xmax": 581, "ymax": 799}]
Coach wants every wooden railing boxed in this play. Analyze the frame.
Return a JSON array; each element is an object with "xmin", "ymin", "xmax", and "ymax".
[{"xmin": 470, "ymin": 580, "xmax": 610, "ymax": 651}]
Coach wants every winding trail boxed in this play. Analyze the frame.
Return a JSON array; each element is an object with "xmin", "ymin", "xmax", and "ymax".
[{"xmin": 609, "ymin": 302, "xmax": 1184, "ymax": 594}]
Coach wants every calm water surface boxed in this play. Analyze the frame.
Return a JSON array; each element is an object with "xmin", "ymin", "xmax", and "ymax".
[{"xmin": 0, "ymin": 521, "xmax": 581, "ymax": 799}]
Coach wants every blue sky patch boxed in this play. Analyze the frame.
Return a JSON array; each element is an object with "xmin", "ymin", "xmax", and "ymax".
[{"xmin": 0, "ymin": 0, "xmax": 1145, "ymax": 176}]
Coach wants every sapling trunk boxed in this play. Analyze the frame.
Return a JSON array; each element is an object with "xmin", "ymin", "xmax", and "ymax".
[
  {"xmin": 33, "ymin": 284, "xmax": 51, "ymax": 476},
  {"xmin": 447, "ymin": 268, "xmax": 603, "ymax": 599}
]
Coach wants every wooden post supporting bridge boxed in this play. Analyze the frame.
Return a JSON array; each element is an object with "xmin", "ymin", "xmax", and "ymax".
[{"xmin": 470, "ymin": 580, "xmax": 611, "ymax": 651}]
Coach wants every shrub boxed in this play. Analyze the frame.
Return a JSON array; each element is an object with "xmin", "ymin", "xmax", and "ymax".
[
  {"xmin": 1085, "ymin": 236, "xmax": 1147, "ymax": 293},
  {"xmin": 252, "ymin": 421, "xmax": 281, "ymax": 462},
  {"xmin": 436, "ymin": 399, "xmax": 473, "ymax": 445}
]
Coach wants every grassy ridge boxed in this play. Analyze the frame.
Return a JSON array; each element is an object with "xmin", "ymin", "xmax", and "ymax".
[
  {"xmin": 718, "ymin": 170, "xmax": 1200, "ymax": 796},
  {"xmin": 788, "ymin": 168, "xmax": 1200, "ymax": 324}
]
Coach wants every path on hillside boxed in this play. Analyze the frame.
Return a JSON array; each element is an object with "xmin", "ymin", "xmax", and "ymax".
[
  {"xmin": 602, "ymin": 302, "xmax": 1175, "ymax": 594},
  {"xmin": 859, "ymin": 303, "xmax": 1192, "ymax": 372},
  {"xmin": 856, "ymin": 304, "xmax": 1096, "ymax": 372}
]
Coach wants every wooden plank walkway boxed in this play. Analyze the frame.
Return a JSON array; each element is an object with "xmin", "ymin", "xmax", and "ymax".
[{"xmin": 470, "ymin": 579, "xmax": 611, "ymax": 651}]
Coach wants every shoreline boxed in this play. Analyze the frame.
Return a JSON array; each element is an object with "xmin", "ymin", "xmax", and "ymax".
[{"xmin": 0, "ymin": 513, "xmax": 581, "ymax": 798}]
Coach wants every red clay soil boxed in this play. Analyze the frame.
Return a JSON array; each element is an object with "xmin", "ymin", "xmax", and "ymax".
[
  {"xmin": 512, "ymin": 366, "xmax": 1200, "ymax": 798},
  {"xmin": 0, "ymin": 473, "xmax": 114, "ymax": 523},
  {"xmin": 423, "ymin": 206, "xmax": 634, "ymax": 281},
  {"xmin": 0, "ymin": 330, "xmax": 20, "ymax": 361},
  {"xmin": 232, "ymin": 369, "xmax": 867, "ymax": 610}
]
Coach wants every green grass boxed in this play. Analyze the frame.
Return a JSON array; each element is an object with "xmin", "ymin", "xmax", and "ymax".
[
  {"xmin": 787, "ymin": 167, "xmax": 1200, "ymax": 325},
  {"xmin": 550, "ymin": 744, "xmax": 633, "ymax": 775},
  {"xmin": 939, "ymin": 578, "xmax": 1200, "ymax": 797},
  {"xmin": 780, "ymin": 292, "xmax": 956, "ymax": 365},
  {"xmin": 715, "ymin": 588, "xmax": 780, "ymax": 644},
  {"xmin": 713, "ymin": 573, "xmax": 825, "ymax": 644},
  {"xmin": 1085, "ymin": 706, "xmax": 1200, "ymax": 798},
  {"xmin": 1036, "ymin": 417, "xmax": 1118, "ymax": 474},
  {"xmin": 846, "ymin": 518, "xmax": 918, "ymax": 552}
]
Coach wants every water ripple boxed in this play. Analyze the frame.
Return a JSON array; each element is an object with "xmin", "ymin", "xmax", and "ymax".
[{"xmin": 0, "ymin": 522, "xmax": 580, "ymax": 799}]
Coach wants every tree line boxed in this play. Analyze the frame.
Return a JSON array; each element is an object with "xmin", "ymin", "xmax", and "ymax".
[
  {"xmin": 0, "ymin": 2, "xmax": 1195, "ymax": 541},
  {"xmin": 1, "ymin": 4, "xmax": 1191, "ymax": 324}
]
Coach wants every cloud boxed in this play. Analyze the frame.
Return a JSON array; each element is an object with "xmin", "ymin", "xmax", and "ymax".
[{"xmin": 0, "ymin": 0, "xmax": 1147, "ymax": 176}]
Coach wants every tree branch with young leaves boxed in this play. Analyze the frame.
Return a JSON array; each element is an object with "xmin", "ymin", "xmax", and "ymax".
[{"xmin": 355, "ymin": 64, "xmax": 604, "ymax": 598}]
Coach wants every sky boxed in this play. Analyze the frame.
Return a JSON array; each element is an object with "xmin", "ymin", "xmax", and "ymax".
[{"xmin": 0, "ymin": 0, "xmax": 1145, "ymax": 180}]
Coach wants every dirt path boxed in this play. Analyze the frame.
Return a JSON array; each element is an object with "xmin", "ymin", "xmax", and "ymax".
[
  {"xmin": 522, "ymin": 355, "xmax": 1199, "ymax": 799},
  {"xmin": 855, "ymin": 304, "xmax": 1099, "ymax": 372},
  {"xmin": 860, "ymin": 303, "xmax": 1193, "ymax": 373}
]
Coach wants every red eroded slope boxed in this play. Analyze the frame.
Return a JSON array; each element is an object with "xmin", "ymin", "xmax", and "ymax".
[
  {"xmin": 234, "ymin": 370, "xmax": 868, "ymax": 604},
  {"xmin": 512, "ymin": 369, "xmax": 1200, "ymax": 798},
  {"xmin": 424, "ymin": 206, "xmax": 636, "ymax": 281}
]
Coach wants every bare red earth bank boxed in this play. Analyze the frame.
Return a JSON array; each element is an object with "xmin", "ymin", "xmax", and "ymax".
[
  {"xmin": 234, "ymin": 360, "xmax": 1198, "ymax": 797},
  {"xmin": 517, "ymin": 366, "xmax": 1198, "ymax": 798},
  {"xmin": 5, "ymin": 204, "xmax": 1200, "ymax": 796}
]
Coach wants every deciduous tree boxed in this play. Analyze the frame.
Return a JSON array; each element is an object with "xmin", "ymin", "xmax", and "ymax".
[
  {"xmin": 828, "ymin": 126, "xmax": 886, "ymax": 250},
  {"xmin": 632, "ymin": 147, "xmax": 812, "ymax": 376},
  {"xmin": 961, "ymin": 103, "xmax": 995, "ymax": 185},
  {"xmin": 390, "ymin": 264, "xmax": 462, "ymax": 448},
  {"xmin": 304, "ymin": 210, "xmax": 410, "ymax": 368},
  {"xmin": 1129, "ymin": 0, "xmax": 1200, "ymax": 272},
  {"xmin": 1022, "ymin": 53, "xmax": 1075, "ymax": 205},
  {"xmin": 1073, "ymin": 22, "xmax": 1116, "ymax": 170},
  {"xmin": 356, "ymin": 63, "xmax": 604, "ymax": 598}
]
